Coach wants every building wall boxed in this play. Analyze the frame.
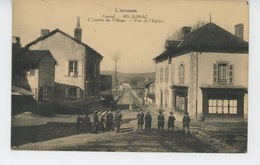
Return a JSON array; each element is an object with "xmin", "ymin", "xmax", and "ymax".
[
  {"xmin": 29, "ymin": 32, "xmax": 87, "ymax": 109},
  {"xmin": 149, "ymin": 82, "xmax": 156, "ymax": 94},
  {"xmin": 100, "ymin": 75, "xmax": 112, "ymax": 91},
  {"xmin": 197, "ymin": 52, "xmax": 248, "ymax": 117},
  {"xmin": 155, "ymin": 53, "xmax": 190, "ymax": 111},
  {"xmin": 155, "ymin": 59, "xmax": 170, "ymax": 109},
  {"xmin": 156, "ymin": 51, "xmax": 248, "ymax": 119},
  {"xmin": 24, "ymin": 69, "xmax": 39, "ymax": 90},
  {"xmin": 38, "ymin": 55, "xmax": 56, "ymax": 100},
  {"xmin": 29, "ymin": 32, "xmax": 86, "ymax": 91}
]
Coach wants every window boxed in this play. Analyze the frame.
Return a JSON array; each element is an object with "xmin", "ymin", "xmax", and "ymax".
[
  {"xmin": 164, "ymin": 89, "xmax": 168, "ymax": 107},
  {"xmin": 208, "ymin": 99, "xmax": 237, "ymax": 114},
  {"xmin": 69, "ymin": 61, "xmax": 78, "ymax": 76},
  {"xmin": 176, "ymin": 95, "xmax": 185, "ymax": 111},
  {"xmin": 165, "ymin": 67, "xmax": 169, "ymax": 83},
  {"xmin": 213, "ymin": 63, "xmax": 234, "ymax": 84},
  {"xmin": 178, "ymin": 64, "xmax": 185, "ymax": 83},
  {"xmin": 43, "ymin": 86, "xmax": 50, "ymax": 101},
  {"xmin": 26, "ymin": 69, "xmax": 35, "ymax": 76},
  {"xmin": 160, "ymin": 68, "xmax": 163, "ymax": 83},
  {"xmin": 67, "ymin": 87, "xmax": 80, "ymax": 99},
  {"xmin": 218, "ymin": 64, "xmax": 227, "ymax": 83},
  {"xmin": 69, "ymin": 88, "xmax": 77, "ymax": 98}
]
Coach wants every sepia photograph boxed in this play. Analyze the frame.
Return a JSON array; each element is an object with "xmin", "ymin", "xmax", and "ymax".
[{"xmin": 10, "ymin": 0, "xmax": 249, "ymax": 153}]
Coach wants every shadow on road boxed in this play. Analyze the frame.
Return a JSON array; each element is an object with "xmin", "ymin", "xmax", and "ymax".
[
  {"xmin": 120, "ymin": 127, "xmax": 134, "ymax": 133},
  {"xmin": 115, "ymin": 104, "xmax": 129, "ymax": 110},
  {"xmin": 11, "ymin": 122, "xmax": 77, "ymax": 147},
  {"xmin": 122, "ymin": 117, "xmax": 136, "ymax": 124}
]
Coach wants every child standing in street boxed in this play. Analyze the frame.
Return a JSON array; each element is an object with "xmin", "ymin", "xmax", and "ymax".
[
  {"xmin": 168, "ymin": 112, "xmax": 176, "ymax": 132},
  {"xmin": 76, "ymin": 114, "xmax": 84, "ymax": 134},
  {"xmin": 157, "ymin": 111, "xmax": 165, "ymax": 132},
  {"xmin": 182, "ymin": 112, "xmax": 191, "ymax": 133}
]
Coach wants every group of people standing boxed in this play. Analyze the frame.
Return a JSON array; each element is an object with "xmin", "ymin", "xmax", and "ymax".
[
  {"xmin": 77, "ymin": 108, "xmax": 191, "ymax": 135},
  {"xmin": 136, "ymin": 109, "xmax": 191, "ymax": 133},
  {"xmin": 76, "ymin": 110, "xmax": 122, "ymax": 134}
]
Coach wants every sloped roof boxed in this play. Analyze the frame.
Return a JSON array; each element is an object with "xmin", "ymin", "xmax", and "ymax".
[
  {"xmin": 17, "ymin": 50, "xmax": 57, "ymax": 65},
  {"xmin": 25, "ymin": 29, "xmax": 103, "ymax": 59},
  {"xmin": 12, "ymin": 86, "xmax": 34, "ymax": 96},
  {"xmin": 144, "ymin": 81, "xmax": 154, "ymax": 88},
  {"xmin": 154, "ymin": 22, "xmax": 248, "ymax": 61}
]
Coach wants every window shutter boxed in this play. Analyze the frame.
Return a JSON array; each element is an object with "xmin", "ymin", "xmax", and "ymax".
[
  {"xmin": 50, "ymin": 87, "xmax": 54, "ymax": 101},
  {"xmin": 156, "ymin": 69, "xmax": 159, "ymax": 83},
  {"xmin": 171, "ymin": 63, "xmax": 175, "ymax": 83},
  {"xmin": 76, "ymin": 88, "xmax": 81, "ymax": 99},
  {"xmin": 65, "ymin": 88, "xmax": 69, "ymax": 98},
  {"xmin": 38, "ymin": 87, "xmax": 43, "ymax": 101},
  {"xmin": 78, "ymin": 60, "xmax": 82, "ymax": 76},
  {"xmin": 178, "ymin": 65, "xmax": 181, "ymax": 83},
  {"xmin": 183, "ymin": 64, "xmax": 185, "ymax": 83},
  {"xmin": 213, "ymin": 64, "xmax": 218, "ymax": 84},
  {"xmin": 229, "ymin": 64, "xmax": 234, "ymax": 84},
  {"xmin": 65, "ymin": 61, "xmax": 69, "ymax": 76},
  {"xmin": 165, "ymin": 67, "xmax": 169, "ymax": 83}
]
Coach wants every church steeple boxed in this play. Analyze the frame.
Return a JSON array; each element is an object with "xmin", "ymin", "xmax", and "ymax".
[{"xmin": 74, "ymin": 17, "xmax": 82, "ymax": 42}]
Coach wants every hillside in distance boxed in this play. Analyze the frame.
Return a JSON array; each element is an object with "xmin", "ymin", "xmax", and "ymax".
[{"xmin": 101, "ymin": 71, "xmax": 155, "ymax": 83}]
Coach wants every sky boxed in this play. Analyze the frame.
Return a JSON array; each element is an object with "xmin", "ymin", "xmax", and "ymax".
[{"xmin": 12, "ymin": 0, "xmax": 249, "ymax": 73}]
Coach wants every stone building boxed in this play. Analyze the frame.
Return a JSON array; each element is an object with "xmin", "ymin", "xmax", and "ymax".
[
  {"xmin": 12, "ymin": 49, "xmax": 57, "ymax": 114},
  {"xmin": 25, "ymin": 18, "xmax": 103, "ymax": 112},
  {"xmin": 153, "ymin": 22, "xmax": 248, "ymax": 119}
]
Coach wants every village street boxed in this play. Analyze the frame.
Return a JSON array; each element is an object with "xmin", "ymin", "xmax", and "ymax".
[{"xmin": 12, "ymin": 89, "xmax": 217, "ymax": 152}]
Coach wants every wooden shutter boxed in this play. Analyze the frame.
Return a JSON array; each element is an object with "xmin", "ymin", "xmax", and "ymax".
[
  {"xmin": 229, "ymin": 64, "xmax": 234, "ymax": 84},
  {"xmin": 171, "ymin": 63, "xmax": 175, "ymax": 83},
  {"xmin": 65, "ymin": 88, "xmax": 69, "ymax": 98},
  {"xmin": 77, "ymin": 60, "xmax": 82, "ymax": 76},
  {"xmin": 65, "ymin": 61, "xmax": 69, "ymax": 76},
  {"xmin": 38, "ymin": 86, "xmax": 43, "ymax": 101},
  {"xmin": 182, "ymin": 64, "xmax": 185, "ymax": 83},
  {"xmin": 76, "ymin": 88, "xmax": 81, "ymax": 99},
  {"xmin": 50, "ymin": 87, "xmax": 55, "ymax": 101},
  {"xmin": 156, "ymin": 68, "xmax": 159, "ymax": 83},
  {"xmin": 213, "ymin": 64, "xmax": 218, "ymax": 84}
]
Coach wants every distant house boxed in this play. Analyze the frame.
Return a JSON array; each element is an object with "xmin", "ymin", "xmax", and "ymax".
[
  {"xmin": 24, "ymin": 18, "xmax": 103, "ymax": 111},
  {"xmin": 133, "ymin": 83, "xmax": 145, "ymax": 98},
  {"xmin": 12, "ymin": 49, "xmax": 57, "ymax": 114},
  {"xmin": 153, "ymin": 22, "xmax": 248, "ymax": 119},
  {"xmin": 144, "ymin": 81, "xmax": 156, "ymax": 105}
]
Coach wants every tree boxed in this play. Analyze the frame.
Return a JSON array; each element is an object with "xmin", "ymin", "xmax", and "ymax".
[
  {"xmin": 110, "ymin": 51, "xmax": 121, "ymax": 96},
  {"xmin": 168, "ymin": 19, "xmax": 208, "ymax": 40}
]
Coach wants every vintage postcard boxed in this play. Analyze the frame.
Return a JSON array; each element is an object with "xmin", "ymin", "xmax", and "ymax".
[{"xmin": 11, "ymin": 0, "xmax": 248, "ymax": 153}]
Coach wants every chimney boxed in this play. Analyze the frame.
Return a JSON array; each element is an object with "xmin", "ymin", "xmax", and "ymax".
[
  {"xmin": 74, "ymin": 17, "xmax": 82, "ymax": 42},
  {"xmin": 41, "ymin": 29, "xmax": 50, "ymax": 36},
  {"xmin": 182, "ymin": 26, "xmax": 191, "ymax": 35},
  {"xmin": 234, "ymin": 23, "xmax": 244, "ymax": 40}
]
